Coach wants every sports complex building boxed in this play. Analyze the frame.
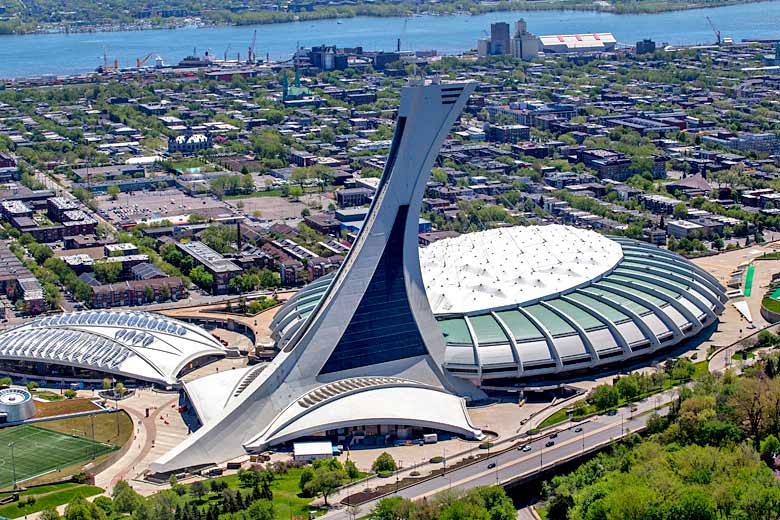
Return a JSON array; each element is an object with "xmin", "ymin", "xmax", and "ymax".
[
  {"xmin": 0, "ymin": 310, "xmax": 230, "ymax": 387},
  {"xmin": 273, "ymin": 225, "xmax": 727, "ymax": 386}
]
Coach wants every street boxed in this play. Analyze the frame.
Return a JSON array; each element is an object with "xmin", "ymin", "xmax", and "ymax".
[{"xmin": 324, "ymin": 395, "xmax": 672, "ymax": 520}]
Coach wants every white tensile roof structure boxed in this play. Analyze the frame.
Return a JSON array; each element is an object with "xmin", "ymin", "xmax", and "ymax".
[
  {"xmin": 422, "ymin": 225, "xmax": 623, "ymax": 315},
  {"xmin": 0, "ymin": 310, "xmax": 229, "ymax": 385}
]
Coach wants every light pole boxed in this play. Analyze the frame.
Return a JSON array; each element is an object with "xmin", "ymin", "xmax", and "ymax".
[
  {"xmin": 539, "ymin": 444, "xmax": 543, "ymax": 472},
  {"xmin": 621, "ymin": 410, "xmax": 625, "ymax": 437},
  {"xmin": 581, "ymin": 427, "xmax": 585, "ymax": 453},
  {"xmin": 8, "ymin": 442, "xmax": 16, "ymax": 491}
]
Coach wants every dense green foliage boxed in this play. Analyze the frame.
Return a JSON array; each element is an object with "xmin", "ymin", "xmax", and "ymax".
[{"xmin": 542, "ymin": 352, "xmax": 780, "ymax": 520}]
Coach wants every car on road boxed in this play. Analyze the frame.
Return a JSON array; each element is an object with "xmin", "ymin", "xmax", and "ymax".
[
  {"xmin": 545, "ymin": 441, "xmax": 555, "ymax": 447},
  {"xmin": 487, "ymin": 463, "xmax": 496, "ymax": 469},
  {"xmin": 549, "ymin": 433, "xmax": 558, "ymax": 439},
  {"xmin": 606, "ymin": 410, "xmax": 618, "ymax": 416},
  {"xmin": 519, "ymin": 444, "xmax": 532, "ymax": 452},
  {"xmin": 574, "ymin": 427, "xmax": 583, "ymax": 433}
]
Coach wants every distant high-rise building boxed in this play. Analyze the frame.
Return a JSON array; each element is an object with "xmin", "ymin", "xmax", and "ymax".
[
  {"xmin": 478, "ymin": 19, "xmax": 539, "ymax": 59},
  {"xmin": 510, "ymin": 18, "xmax": 540, "ymax": 60},
  {"xmin": 636, "ymin": 39, "xmax": 657, "ymax": 54},
  {"xmin": 490, "ymin": 22, "xmax": 510, "ymax": 55}
]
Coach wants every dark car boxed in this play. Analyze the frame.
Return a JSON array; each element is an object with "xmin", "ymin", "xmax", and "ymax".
[
  {"xmin": 487, "ymin": 462, "xmax": 496, "ymax": 469},
  {"xmin": 606, "ymin": 410, "xmax": 618, "ymax": 416},
  {"xmin": 549, "ymin": 433, "xmax": 558, "ymax": 439},
  {"xmin": 545, "ymin": 441, "xmax": 555, "ymax": 447},
  {"xmin": 574, "ymin": 427, "xmax": 583, "ymax": 433}
]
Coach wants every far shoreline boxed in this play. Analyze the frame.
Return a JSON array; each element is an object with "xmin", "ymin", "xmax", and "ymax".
[{"xmin": 5, "ymin": 0, "xmax": 776, "ymax": 37}]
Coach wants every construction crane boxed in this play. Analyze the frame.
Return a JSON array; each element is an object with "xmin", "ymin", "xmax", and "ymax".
[
  {"xmin": 136, "ymin": 52, "xmax": 153, "ymax": 68},
  {"xmin": 706, "ymin": 16, "xmax": 721, "ymax": 46},
  {"xmin": 247, "ymin": 29, "xmax": 257, "ymax": 64},
  {"xmin": 97, "ymin": 47, "xmax": 119, "ymax": 73},
  {"xmin": 224, "ymin": 43, "xmax": 231, "ymax": 62}
]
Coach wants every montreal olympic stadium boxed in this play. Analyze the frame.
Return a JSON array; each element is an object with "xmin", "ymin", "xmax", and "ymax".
[
  {"xmin": 273, "ymin": 224, "xmax": 727, "ymax": 386},
  {"xmin": 0, "ymin": 81, "xmax": 728, "ymax": 474}
]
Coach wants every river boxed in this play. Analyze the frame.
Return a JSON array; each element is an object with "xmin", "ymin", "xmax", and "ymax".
[{"xmin": 4, "ymin": 0, "xmax": 780, "ymax": 79}]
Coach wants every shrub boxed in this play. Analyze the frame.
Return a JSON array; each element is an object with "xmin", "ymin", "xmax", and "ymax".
[
  {"xmin": 64, "ymin": 389, "xmax": 77, "ymax": 399},
  {"xmin": 371, "ymin": 452, "xmax": 397, "ymax": 473},
  {"xmin": 429, "ymin": 456, "xmax": 444, "ymax": 463}
]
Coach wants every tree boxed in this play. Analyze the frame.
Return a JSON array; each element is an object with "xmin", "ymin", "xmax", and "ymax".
[
  {"xmin": 40, "ymin": 509, "xmax": 61, "ymax": 520},
  {"xmin": 114, "ymin": 382, "xmax": 125, "ymax": 398},
  {"xmin": 64, "ymin": 389, "xmax": 77, "ymax": 399},
  {"xmin": 102, "ymin": 378, "xmax": 112, "ymax": 391},
  {"xmin": 189, "ymin": 265, "xmax": 214, "ymax": 291},
  {"xmin": 64, "ymin": 496, "xmax": 106, "ymax": 520},
  {"xmin": 760, "ymin": 434, "xmax": 780, "ymax": 463},
  {"xmin": 304, "ymin": 466, "xmax": 347, "ymax": 506},
  {"xmin": 190, "ymin": 479, "xmax": 207, "ymax": 499},
  {"xmin": 299, "ymin": 467, "xmax": 315, "ymax": 495},
  {"xmin": 243, "ymin": 499, "xmax": 275, "ymax": 520},
  {"xmin": 0, "ymin": 376, "xmax": 11, "ymax": 387},
  {"xmin": 28, "ymin": 242, "xmax": 53, "ymax": 264},
  {"xmin": 94, "ymin": 260, "xmax": 122, "ymax": 284},
  {"xmin": 616, "ymin": 375, "xmax": 640, "ymax": 401},
  {"xmin": 345, "ymin": 459, "xmax": 360, "ymax": 479},
  {"xmin": 26, "ymin": 381, "xmax": 38, "ymax": 392},
  {"xmin": 673, "ymin": 203, "xmax": 689, "ymax": 220},
  {"xmin": 371, "ymin": 452, "xmax": 397, "ymax": 473},
  {"xmin": 112, "ymin": 480, "xmax": 141, "ymax": 514},
  {"xmin": 370, "ymin": 497, "xmax": 411, "ymax": 520},
  {"xmin": 590, "ymin": 384, "xmax": 619, "ymax": 411},
  {"xmin": 92, "ymin": 496, "xmax": 113, "ymax": 514},
  {"xmin": 108, "ymin": 185, "xmax": 120, "ymax": 200},
  {"xmin": 144, "ymin": 286, "xmax": 155, "ymax": 303}
]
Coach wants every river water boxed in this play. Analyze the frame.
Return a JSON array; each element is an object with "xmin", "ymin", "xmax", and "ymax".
[{"xmin": 5, "ymin": 0, "xmax": 780, "ymax": 79}]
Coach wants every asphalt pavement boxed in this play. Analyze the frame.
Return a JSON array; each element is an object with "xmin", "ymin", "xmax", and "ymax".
[{"xmin": 324, "ymin": 397, "xmax": 671, "ymax": 520}]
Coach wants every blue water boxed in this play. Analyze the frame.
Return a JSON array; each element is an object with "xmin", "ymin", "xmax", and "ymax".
[{"xmin": 4, "ymin": 1, "xmax": 780, "ymax": 79}]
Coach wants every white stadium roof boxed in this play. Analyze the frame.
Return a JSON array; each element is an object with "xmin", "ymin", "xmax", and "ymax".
[
  {"xmin": 422, "ymin": 225, "xmax": 623, "ymax": 315},
  {"xmin": 0, "ymin": 311, "xmax": 228, "ymax": 385}
]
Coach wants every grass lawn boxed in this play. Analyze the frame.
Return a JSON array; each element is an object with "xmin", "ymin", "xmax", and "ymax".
[
  {"xmin": 763, "ymin": 297, "xmax": 780, "ymax": 314},
  {"xmin": 0, "ymin": 412, "xmax": 132, "ymax": 491},
  {"xmin": 34, "ymin": 392, "xmax": 63, "ymax": 402},
  {"xmin": 732, "ymin": 350, "xmax": 756, "ymax": 360},
  {"xmin": 34, "ymin": 397, "xmax": 101, "ymax": 418},
  {"xmin": 38, "ymin": 410, "xmax": 134, "ymax": 445},
  {"xmin": 0, "ymin": 483, "xmax": 103, "ymax": 519},
  {"xmin": 182, "ymin": 467, "xmax": 323, "ymax": 520},
  {"xmin": 538, "ymin": 361, "xmax": 710, "ymax": 429}
]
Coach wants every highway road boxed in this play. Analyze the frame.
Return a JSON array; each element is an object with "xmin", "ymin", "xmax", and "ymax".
[{"xmin": 324, "ymin": 401, "xmax": 668, "ymax": 520}]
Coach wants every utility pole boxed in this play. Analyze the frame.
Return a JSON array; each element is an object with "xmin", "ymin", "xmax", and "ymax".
[{"xmin": 8, "ymin": 442, "xmax": 16, "ymax": 490}]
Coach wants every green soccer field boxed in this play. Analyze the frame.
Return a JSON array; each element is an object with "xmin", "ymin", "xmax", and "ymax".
[{"xmin": 0, "ymin": 424, "xmax": 116, "ymax": 490}]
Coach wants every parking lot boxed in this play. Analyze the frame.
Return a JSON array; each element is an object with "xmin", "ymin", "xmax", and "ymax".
[{"xmin": 97, "ymin": 189, "xmax": 233, "ymax": 226}]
